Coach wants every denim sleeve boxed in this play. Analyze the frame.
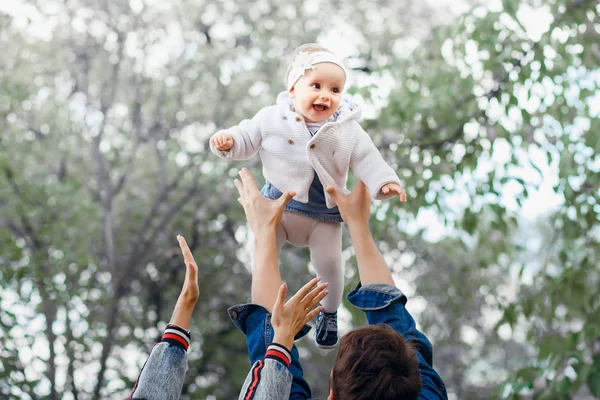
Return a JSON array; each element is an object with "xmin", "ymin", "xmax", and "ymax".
[
  {"xmin": 238, "ymin": 358, "xmax": 294, "ymax": 400},
  {"xmin": 229, "ymin": 304, "xmax": 312, "ymax": 399},
  {"xmin": 347, "ymin": 283, "xmax": 448, "ymax": 400},
  {"xmin": 129, "ymin": 324, "xmax": 191, "ymax": 400},
  {"xmin": 130, "ymin": 342, "xmax": 187, "ymax": 400}
]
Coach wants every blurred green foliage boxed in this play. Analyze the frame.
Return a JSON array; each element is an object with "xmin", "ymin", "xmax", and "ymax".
[{"xmin": 0, "ymin": 0, "xmax": 598, "ymax": 399}]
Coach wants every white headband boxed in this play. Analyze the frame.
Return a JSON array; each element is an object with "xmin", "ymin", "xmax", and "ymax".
[{"xmin": 287, "ymin": 51, "xmax": 347, "ymax": 91}]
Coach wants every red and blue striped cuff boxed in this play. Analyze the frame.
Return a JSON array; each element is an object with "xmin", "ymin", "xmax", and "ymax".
[
  {"xmin": 161, "ymin": 324, "xmax": 191, "ymax": 351},
  {"xmin": 241, "ymin": 344, "xmax": 292, "ymax": 400},
  {"xmin": 265, "ymin": 343, "xmax": 291, "ymax": 367}
]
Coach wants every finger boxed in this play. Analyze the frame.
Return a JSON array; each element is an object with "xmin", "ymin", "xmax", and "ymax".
[
  {"xmin": 240, "ymin": 168, "xmax": 260, "ymax": 196},
  {"xmin": 289, "ymin": 276, "xmax": 322, "ymax": 304},
  {"xmin": 278, "ymin": 190, "xmax": 296, "ymax": 207},
  {"xmin": 300, "ymin": 285, "xmax": 329, "ymax": 313},
  {"xmin": 313, "ymin": 287, "xmax": 329, "ymax": 305},
  {"xmin": 185, "ymin": 261, "xmax": 198, "ymax": 284},
  {"xmin": 300, "ymin": 282, "xmax": 329, "ymax": 305},
  {"xmin": 238, "ymin": 168, "xmax": 259, "ymax": 195},
  {"xmin": 177, "ymin": 235, "xmax": 196, "ymax": 267},
  {"xmin": 233, "ymin": 178, "xmax": 244, "ymax": 198},
  {"xmin": 325, "ymin": 185, "xmax": 337, "ymax": 198},
  {"xmin": 382, "ymin": 186, "xmax": 389, "ymax": 194},
  {"xmin": 273, "ymin": 283, "xmax": 288, "ymax": 311},
  {"xmin": 305, "ymin": 305, "xmax": 324, "ymax": 324},
  {"xmin": 397, "ymin": 188, "xmax": 404, "ymax": 201}
]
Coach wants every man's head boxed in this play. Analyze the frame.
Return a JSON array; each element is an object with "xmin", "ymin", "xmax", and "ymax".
[
  {"xmin": 285, "ymin": 43, "xmax": 347, "ymax": 123},
  {"xmin": 329, "ymin": 324, "xmax": 422, "ymax": 400}
]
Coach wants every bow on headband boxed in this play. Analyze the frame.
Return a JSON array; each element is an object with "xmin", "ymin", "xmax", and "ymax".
[{"xmin": 287, "ymin": 51, "xmax": 347, "ymax": 91}]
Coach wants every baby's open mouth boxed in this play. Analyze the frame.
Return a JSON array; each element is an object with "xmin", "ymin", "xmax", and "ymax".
[{"xmin": 313, "ymin": 104, "xmax": 328, "ymax": 112}]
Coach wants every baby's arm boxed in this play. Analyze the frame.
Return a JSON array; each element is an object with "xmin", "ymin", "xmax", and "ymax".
[
  {"xmin": 349, "ymin": 125, "xmax": 405, "ymax": 201},
  {"xmin": 209, "ymin": 108, "xmax": 266, "ymax": 161}
]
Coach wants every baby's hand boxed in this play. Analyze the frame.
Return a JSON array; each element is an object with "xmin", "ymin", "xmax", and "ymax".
[
  {"xmin": 381, "ymin": 183, "xmax": 407, "ymax": 203},
  {"xmin": 210, "ymin": 133, "xmax": 234, "ymax": 151}
]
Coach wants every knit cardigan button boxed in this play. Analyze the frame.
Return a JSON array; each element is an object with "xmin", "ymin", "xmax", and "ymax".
[
  {"xmin": 288, "ymin": 139, "xmax": 294, "ymax": 145},
  {"xmin": 282, "ymin": 116, "xmax": 287, "ymax": 120},
  {"xmin": 295, "ymin": 117, "xmax": 302, "ymax": 122},
  {"xmin": 310, "ymin": 144, "xmax": 316, "ymax": 149}
]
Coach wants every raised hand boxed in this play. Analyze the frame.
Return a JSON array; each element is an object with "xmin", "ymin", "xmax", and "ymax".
[
  {"xmin": 210, "ymin": 132, "xmax": 234, "ymax": 151},
  {"xmin": 381, "ymin": 182, "xmax": 407, "ymax": 202},
  {"xmin": 167, "ymin": 235, "xmax": 200, "ymax": 331},
  {"xmin": 233, "ymin": 167, "xmax": 295, "ymax": 234},
  {"xmin": 326, "ymin": 180, "xmax": 371, "ymax": 227},
  {"xmin": 176, "ymin": 235, "xmax": 199, "ymax": 306},
  {"xmin": 271, "ymin": 277, "xmax": 329, "ymax": 350}
]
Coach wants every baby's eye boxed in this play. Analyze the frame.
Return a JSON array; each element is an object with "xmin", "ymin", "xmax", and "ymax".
[
  {"xmin": 311, "ymin": 83, "xmax": 321, "ymax": 89},
  {"xmin": 332, "ymin": 87, "xmax": 340, "ymax": 93}
]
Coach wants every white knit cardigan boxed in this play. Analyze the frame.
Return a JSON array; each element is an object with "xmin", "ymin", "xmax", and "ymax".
[{"xmin": 209, "ymin": 92, "xmax": 402, "ymax": 208}]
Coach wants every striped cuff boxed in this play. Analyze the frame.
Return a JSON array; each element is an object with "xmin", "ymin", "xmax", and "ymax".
[
  {"xmin": 161, "ymin": 324, "xmax": 191, "ymax": 351},
  {"xmin": 265, "ymin": 343, "xmax": 291, "ymax": 367}
]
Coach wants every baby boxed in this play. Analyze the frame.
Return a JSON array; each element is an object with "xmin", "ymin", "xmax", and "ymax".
[{"xmin": 210, "ymin": 43, "xmax": 405, "ymax": 348}]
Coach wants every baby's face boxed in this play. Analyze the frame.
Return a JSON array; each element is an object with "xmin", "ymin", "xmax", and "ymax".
[{"xmin": 289, "ymin": 63, "xmax": 346, "ymax": 123}]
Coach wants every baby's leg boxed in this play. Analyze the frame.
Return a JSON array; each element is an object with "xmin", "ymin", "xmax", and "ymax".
[{"xmin": 308, "ymin": 221, "xmax": 343, "ymax": 313}]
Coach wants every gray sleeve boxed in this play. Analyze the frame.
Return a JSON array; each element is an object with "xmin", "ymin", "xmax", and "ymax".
[
  {"xmin": 131, "ymin": 342, "xmax": 188, "ymax": 400},
  {"xmin": 238, "ymin": 359, "xmax": 293, "ymax": 400}
]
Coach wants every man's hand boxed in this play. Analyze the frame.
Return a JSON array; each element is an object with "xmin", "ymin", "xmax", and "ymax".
[
  {"xmin": 326, "ymin": 180, "xmax": 371, "ymax": 228},
  {"xmin": 234, "ymin": 168, "xmax": 295, "ymax": 234},
  {"xmin": 328, "ymin": 182, "xmax": 395, "ymax": 286},
  {"xmin": 210, "ymin": 132, "xmax": 234, "ymax": 151},
  {"xmin": 271, "ymin": 277, "xmax": 329, "ymax": 350},
  {"xmin": 381, "ymin": 182, "xmax": 407, "ymax": 203}
]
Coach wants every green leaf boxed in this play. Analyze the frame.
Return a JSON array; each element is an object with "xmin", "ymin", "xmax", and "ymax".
[
  {"xmin": 594, "ymin": 354, "xmax": 600, "ymax": 371},
  {"xmin": 588, "ymin": 371, "xmax": 600, "ymax": 397},
  {"xmin": 463, "ymin": 208, "xmax": 477, "ymax": 234},
  {"xmin": 585, "ymin": 325, "xmax": 599, "ymax": 341}
]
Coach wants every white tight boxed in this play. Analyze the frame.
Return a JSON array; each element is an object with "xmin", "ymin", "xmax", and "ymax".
[{"xmin": 250, "ymin": 211, "xmax": 343, "ymax": 313}]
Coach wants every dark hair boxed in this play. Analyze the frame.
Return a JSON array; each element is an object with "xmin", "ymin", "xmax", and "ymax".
[{"xmin": 330, "ymin": 324, "xmax": 422, "ymax": 400}]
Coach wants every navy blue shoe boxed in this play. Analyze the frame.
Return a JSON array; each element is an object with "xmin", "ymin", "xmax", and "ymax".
[{"xmin": 315, "ymin": 311, "xmax": 338, "ymax": 349}]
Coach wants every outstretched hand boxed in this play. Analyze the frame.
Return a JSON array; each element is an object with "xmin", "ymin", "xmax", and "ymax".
[
  {"xmin": 234, "ymin": 168, "xmax": 295, "ymax": 234},
  {"xmin": 326, "ymin": 180, "xmax": 371, "ymax": 227},
  {"xmin": 271, "ymin": 277, "xmax": 329, "ymax": 350},
  {"xmin": 381, "ymin": 182, "xmax": 407, "ymax": 202}
]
